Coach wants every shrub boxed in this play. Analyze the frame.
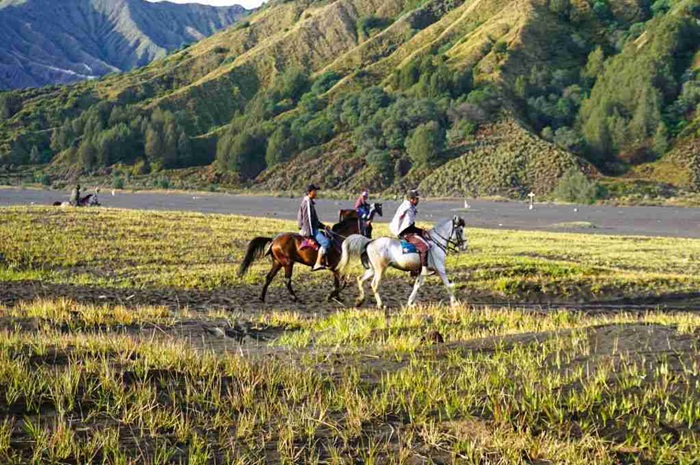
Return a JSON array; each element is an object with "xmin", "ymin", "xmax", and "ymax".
[
  {"xmin": 112, "ymin": 177, "xmax": 125, "ymax": 189},
  {"xmin": 552, "ymin": 170, "xmax": 600, "ymax": 204}
]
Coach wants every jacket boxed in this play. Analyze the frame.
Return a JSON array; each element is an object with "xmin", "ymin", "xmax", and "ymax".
[
  {"xmin": 354, "ymin": 196, "xmax": 370, "ymax": 219},
  {"xmin": 390, "ymin": 200, "xmax": 417, "ymax": 236},
  {"xmin": 298, "ymin": 195, "xmax": 325, "ymax": 237}
]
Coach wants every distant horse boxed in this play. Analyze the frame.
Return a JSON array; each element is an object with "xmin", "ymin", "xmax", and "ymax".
[
  {"xmin": 238, "ymin": 217, "xmax": 359, "ymax": 302},
  {"xmin": 52, "ymin": 193, "xmax": 100, "ymax": 207},
  {"xmin": 338, "ymin": 202, "xmax": 383, "ymax": 238},
  {"xmin": 338, "ymin": 216, "xmax": 467, "ymax": 308}
]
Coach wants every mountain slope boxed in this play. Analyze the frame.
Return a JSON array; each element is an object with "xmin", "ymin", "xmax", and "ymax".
[
  {"xmin": 0, "ymin": 0, "xmax": 698, "ymax": 197},
  {"xmin": 0, "ymin": 0, "xmax": 248, "ymax": 89}
]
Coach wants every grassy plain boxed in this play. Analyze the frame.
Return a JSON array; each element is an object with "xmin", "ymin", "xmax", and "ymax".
[
  {"xmin": 1, "ymin": 206, "xmax": 699, "ymax": 307},
  {"xmin": 0, "ymin": 207, "xmax": 699, "ymax": 463}
]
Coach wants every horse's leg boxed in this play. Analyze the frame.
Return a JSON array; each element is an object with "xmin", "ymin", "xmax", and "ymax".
[
  {"xmin": 328, "ymin": 271, "xmax": 342, "ymax": 301},
  {"xmin": 370, "ymin": 265, "xmax": 387, "ymax": 309},
  {"xmin": 436, "ymin": 264, "xmax": 457, "ymax": 307},
  {"xmin": 260, "ymin": 260, "xmax": 282, "ymax": 302},
  {"xmin": 356, "ymin": 268, "xmax": 374, "ymax": 307},
  {"xmin": 407, "ymin": 274, "xmax": 425, "ymax": 308},
  {"xmin": 284, "ymin": 264, "xmax": 299, "ymax": 302}
]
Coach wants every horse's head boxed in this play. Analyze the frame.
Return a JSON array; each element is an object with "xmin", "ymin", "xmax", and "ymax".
[
  {"xmin": 451, "ymin": 215, "xmax": 467, "ymax": 251},
  {"xmin": 369, "ymin": 202, "xmax": 383, "ymax": 218}
]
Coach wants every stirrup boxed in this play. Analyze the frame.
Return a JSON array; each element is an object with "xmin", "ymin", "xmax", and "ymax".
[{"xmin": 421, "ymin": 266, "xmax": 435, "ymax": 276}]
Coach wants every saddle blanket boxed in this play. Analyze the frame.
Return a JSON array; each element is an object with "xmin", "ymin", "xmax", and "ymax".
[
  {"xmin": 401, "ymin": 241, "xmax": 418, "ymax": 254},
  {"xmin": 300, "ymin": 238, "xmax": 319, "ymax": 251}
]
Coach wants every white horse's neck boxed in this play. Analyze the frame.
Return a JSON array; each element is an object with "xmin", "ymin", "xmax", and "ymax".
[{"xmin": 428, "ymin": 220, "xmax": 453, "ymax": 250}]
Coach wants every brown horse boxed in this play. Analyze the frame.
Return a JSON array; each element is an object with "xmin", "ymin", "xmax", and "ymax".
[
  {"xmin": 338, "ymin": 202, "xmax": 382, "ymax": 238},
  {"xmin": 238, "ymin": 218, "xmax": 359, "ymax": 302}
]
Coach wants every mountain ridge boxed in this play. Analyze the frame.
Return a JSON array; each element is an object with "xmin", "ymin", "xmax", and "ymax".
[{"xmin": 0, "ymin": 0, "xmax": 248, "ymax": 89}]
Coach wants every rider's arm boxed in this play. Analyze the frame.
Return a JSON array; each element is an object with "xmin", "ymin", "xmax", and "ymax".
[{"xmin": 306, "ymin": 199, "xmax": 314, "ymax": 235}]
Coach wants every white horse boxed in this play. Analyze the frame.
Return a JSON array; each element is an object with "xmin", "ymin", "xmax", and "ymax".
[{"xmin": 337, "ymin": 216, "xmax": 467, "ymax": 308}]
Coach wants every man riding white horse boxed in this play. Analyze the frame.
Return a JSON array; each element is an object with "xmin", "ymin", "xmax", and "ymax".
[
  {"xmin": 390, "ymin": 189, "xmax": 432, "ymax": 276},
  {"xmin": 298, "ymin": 184, "xmax": 331, "ymax": 271}
]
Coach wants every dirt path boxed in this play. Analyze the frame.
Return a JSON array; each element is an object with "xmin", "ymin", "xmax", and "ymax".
[{"xmin": 2, "ymin": 187, "xmax": 699, "ymax": 238}]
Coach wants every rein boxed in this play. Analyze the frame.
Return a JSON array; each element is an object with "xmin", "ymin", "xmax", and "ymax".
[{"xmin": 429, "ymin": 223, "xmax": 463, "ymax": 254}]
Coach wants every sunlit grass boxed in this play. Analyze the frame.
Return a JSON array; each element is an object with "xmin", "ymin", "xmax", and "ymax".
[{"xmin": 0, "ymin": 300, "xmax": 696, "ymax": 462}]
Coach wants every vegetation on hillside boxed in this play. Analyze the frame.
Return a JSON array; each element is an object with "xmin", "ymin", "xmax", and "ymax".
[{"xmin": 0, "ymin": 0, "xmax": 699, "ymax": 197}]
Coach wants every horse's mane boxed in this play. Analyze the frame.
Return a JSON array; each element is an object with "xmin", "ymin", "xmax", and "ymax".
[{"xmin": 332, "ymin": 217, "xmax": 355, "ymax": 233}]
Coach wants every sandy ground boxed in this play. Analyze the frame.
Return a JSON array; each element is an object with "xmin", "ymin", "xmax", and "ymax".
[{"xmin": 1, "ymin": 187, "xmax": 699, "ymax": 238}]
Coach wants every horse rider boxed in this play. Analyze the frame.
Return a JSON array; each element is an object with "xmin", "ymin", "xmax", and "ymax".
[
  {"xmin": 69, "ymin": 184, "xmax": 81, "ymax": 207},
  {"xmin": 298, "ymin": 184, "xmax": 331, "ymax": 271},
  {"xmin": 354, "ymin": 189, "xmax": 371, "ymax": 237},
  {"xmin": 390, "ymin": 189, "xmax": 432, "ymax": 276}
]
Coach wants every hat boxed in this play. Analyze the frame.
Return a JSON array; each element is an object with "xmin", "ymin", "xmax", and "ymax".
[
  {"xmin": 361, "ymin": 190, "xmax": 369, "ymax": 198},
  {"xmin": 407, "ymin": 189, "xmax": 420, "ymax": 200},
  {"xmin": 306, "ymin": 184, "xmax": 321, "ymax": 193}
]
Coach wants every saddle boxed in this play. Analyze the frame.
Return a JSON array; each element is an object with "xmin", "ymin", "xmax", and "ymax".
[
  {"xmin": 401, "ymin": 241, "xmax": 418, "ymax": 254},
  {"xmin": 299, "ymin": 238, "xmax": 319, "ymax": 251}
]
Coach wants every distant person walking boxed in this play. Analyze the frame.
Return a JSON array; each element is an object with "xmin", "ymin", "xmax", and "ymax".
[{"xmin": 69, "ymin": 184, "xmax": 81, "ymax": 207}]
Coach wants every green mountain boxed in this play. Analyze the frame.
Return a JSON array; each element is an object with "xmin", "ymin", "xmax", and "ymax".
[
  {"xmin": 0, "ymin": 0, "xmax": 248, "ymax": 89},
  {"xmin": 1, "ymin": 0, "xmax": 698, "ymax": 197}
]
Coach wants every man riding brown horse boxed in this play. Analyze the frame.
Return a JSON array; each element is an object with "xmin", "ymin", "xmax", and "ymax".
[
  {"xmin": 238, "ymin": 185, "xmax": 359, "ymax": 302},
  {"xmin": 298, "ymin": 184, "xmax": 331, "ymax": 271}
]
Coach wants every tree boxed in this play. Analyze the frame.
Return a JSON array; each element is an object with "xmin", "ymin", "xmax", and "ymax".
[
  {"xmin": 552, "ymin": 170, "xmax": 600, "ymax": 204},
  {"xmin": 177, "ymin": 132, "xmax": 193, "ymax": 166},
  {"xmin": 9, "ymin": 140, "xmax": 28, "ymax": 165},
  {"xmin": 549, "ymin": 0, "xmax": 570, "ymax": 18},
  {"xmin": 582, "ymin": 47, "xmax": 605, "ymax": 83},
  {"xmin": 265, "ymin": 125, "xmax": 297, "ymax": 166},
  {"xmin": 653, "ymin": 122, "xmax": 669, "ymax": 156},
  {"xmin": 279, "ymin": 68, "xmax": 309, "ymax": 101},
  {"xmin": 29, "ymin": 146, "xmax": 41, "ymax": 164},
  {"xmin": 144, "ymin": 126, "xmax": 163, "ymax": 162},
  {"xmin": 365, "ymin": 149, "xmax": 393, "ymax": 182},
  {"xmin": 515, "ymin": 76, "xmax": 528, "ymax": 99},
  {"xmin": 216, "ymin": 129, "xmax": 267, "ymax": 179},
  {"xmin": 162, "ymin": 122, "xmax": 178, "ymax": 168},
  {"xmin": 405, "ymin": 121, "xmax": 446, "ymax": 167},
  {"xmin": 78, "ymin": 139, "xmax": 97, "ymax": 170}
]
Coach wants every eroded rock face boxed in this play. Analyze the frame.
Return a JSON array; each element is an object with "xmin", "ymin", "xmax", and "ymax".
[{"xmin": 0, "ymin": 0, "xmax": 248, "ymax": 89}]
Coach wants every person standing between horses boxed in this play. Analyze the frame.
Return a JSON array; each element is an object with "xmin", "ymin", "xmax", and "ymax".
[
  {"xmin": 354, "ymin": 190, "xmax": 371, "ymax": 237},
  {"xmin": 390, "ymin": 189, "xmax": 432, "ymax": 276},
  {"xmin": 70, "ymin": 184, "xmax": 81, "ymax": 207},
  {"xmin": 298, "ymin": 184, "xmax": 331, "ymax": 271}
]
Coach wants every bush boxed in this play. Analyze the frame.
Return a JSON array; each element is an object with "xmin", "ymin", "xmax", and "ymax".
[
  {"xmin": 112, "ymin": 177, "xmax": 125, "ymax": 189},
  {"xmin": 552, "ymin": 170, "xmax": 600, "ymax": 204}
]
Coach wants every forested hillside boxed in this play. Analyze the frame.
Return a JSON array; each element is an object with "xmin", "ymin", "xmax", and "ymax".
[{"xmin": 0, "ymin": 0, "xmax": 698, "ymax": 198}]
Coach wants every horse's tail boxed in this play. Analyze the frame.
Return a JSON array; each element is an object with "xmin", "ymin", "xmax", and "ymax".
[
  {"xmin": 238, "ymin": 237, "xmax": 273, "ymax": 277},
  {"xmin": 337, "ymin": 234, "xmax": 371, "ymax": 275}
]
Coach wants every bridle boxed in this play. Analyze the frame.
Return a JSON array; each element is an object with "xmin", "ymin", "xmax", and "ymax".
[{"xmin": 430, "ymin": 220, "xmax": 465, "ymax": 254}]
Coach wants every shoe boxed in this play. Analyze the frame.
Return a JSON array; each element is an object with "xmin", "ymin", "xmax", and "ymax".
[{"xmin": 312, "ymin": 247, "xmax": 327, "ymax": 271}]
